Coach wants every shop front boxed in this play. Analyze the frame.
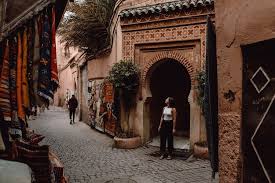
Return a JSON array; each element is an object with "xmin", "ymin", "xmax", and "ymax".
[{"xmin": 0, "ymin": 0, "xmax": 69, "ymax": 182}]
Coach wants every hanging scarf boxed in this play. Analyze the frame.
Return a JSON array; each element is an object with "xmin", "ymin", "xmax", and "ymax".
[
  {"xmin": 33, "ymin": 17, "xmax": 43, "ymax": 107},
  {"xmin": 22, "ymin": 28, "xmax": 30, "ymax": 111},
  {"xmin": 27, "ymin": 24, "xmax": 35, "ymax": 109},
  {"xmin": 0, "ymin": 41, "xmax": 11, "ymax": 121},
  {"xmin": 50, "ymin": 6, "xmax": 59, "ymax": 91},
  {"xmin": 38, "ymin": 13, "xmax": 53, "ymax": 101},
  {"xmin": 17, "ymin": 32, "xmax": 25, "ymax": 123},
  {"xmin": 9, "ymin": 36, "xmax": 20, "ymax": 129}
]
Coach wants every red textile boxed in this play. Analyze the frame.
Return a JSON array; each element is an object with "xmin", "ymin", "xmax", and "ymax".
[
  {"xmin": 51, "ymin": 6, "xmax": 59, "ymax": 91},
  {"xmin": 17, "ymin": 33, "xmax": 25, "ymax": 122}
]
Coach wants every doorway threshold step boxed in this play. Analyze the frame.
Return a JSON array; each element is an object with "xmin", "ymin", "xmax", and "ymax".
[{"xmin": 148, "ymin": 136, "xmax": 190, "ymax": 150}]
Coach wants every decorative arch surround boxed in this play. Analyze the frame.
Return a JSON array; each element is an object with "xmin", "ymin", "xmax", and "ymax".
[
  {"xmin": 119, "ymin": 4, "xmax": 211, "ymax": 145},
  {"xmin": 142, "ymin": 51, "xmax": 195, "ymax": 87}
]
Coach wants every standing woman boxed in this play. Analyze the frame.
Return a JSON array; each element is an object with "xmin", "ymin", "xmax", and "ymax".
[{"xmin": 158, "ymin": 97, "xmax": 176, "ymax": 160}]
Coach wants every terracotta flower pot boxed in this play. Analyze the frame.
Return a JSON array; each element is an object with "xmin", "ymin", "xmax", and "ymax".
[
  {"xmin": 113, "ymin": 136, "xmax": 141, "ymax": 149},
  {"xmin": 193, "ymin": 144, "xmax": 209, "ymax": 159}
]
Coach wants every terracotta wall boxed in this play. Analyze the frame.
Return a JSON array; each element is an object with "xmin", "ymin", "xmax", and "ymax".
[
  {"xmin": 89, "ymin": 0, "xmax": 194, "ymax": 78},
  {"xmin": 88, "ymin": 18, "xmax": 122, "ymax": 79},
  {"xmin": 215, "ymin": 0, "xmax": 275, "ymax": 182},
  {"xmin": 88, "ymin": 0, "xmax": 211, "ymax": 143}
]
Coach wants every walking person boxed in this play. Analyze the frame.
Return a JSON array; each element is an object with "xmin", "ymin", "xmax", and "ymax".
[
  {"xmin": 68, "ymin": 95, "xmax": 78, "ymax": 124},
  {"xmin": 158, "ymin": 97, "xmax": 176, "ymax": 160}
]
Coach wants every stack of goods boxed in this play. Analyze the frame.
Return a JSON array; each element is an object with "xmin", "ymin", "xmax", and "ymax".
[{"xmin": 16, "ymin": 140, "xmax": 51, "ymax": 183}]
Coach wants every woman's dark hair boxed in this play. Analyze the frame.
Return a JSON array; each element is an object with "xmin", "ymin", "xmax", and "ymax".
[{"xmin": 168, "ymin": 97, "xmax": 175, "ymax": 107}]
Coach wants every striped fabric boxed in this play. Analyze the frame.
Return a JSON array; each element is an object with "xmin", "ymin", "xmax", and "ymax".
[
  {"xmin": 0, "ymin": 41, "xmax": 12, "ymax": 121},
  {"xmin": 50, "ymin": 6, "xmax": 59, "ymax": 92},
  {"xmin": 17, "ymin": 32, "xmax": 25, "ymax": 123},
  {"xmin": 9, "ymin": 36, "xmax": 21, "ymax": 129},
  {"xmin": 22, "ymin": 28, "xmax": 30, "ymax": 111}
]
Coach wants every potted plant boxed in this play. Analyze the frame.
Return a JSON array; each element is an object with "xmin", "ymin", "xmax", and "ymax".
[
  {"xmin": 194, "ymin": 71, "xmax": 209, "ymax": 159},
  {"xmin": 108, "ymin": 60, "xmax": 141, "ymax": 149},
  {"xmin": 194, "ymin": 141, "xmax": 209, "ymax": 159}
]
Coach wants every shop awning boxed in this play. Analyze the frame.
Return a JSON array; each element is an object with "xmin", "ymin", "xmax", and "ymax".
[{"xmin": 1, "ymin": 0, "xmax": 69, "ymax": 40}]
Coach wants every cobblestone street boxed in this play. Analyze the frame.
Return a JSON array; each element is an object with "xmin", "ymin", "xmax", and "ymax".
[{"xmin": 29, "ymin": 107, "xmax": 217, "ymax": 183}]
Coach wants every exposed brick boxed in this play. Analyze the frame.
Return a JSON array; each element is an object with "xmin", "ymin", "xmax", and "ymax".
[{"xmin": 219, "ymin": 113, "xmax": 241, "ymax": 183}]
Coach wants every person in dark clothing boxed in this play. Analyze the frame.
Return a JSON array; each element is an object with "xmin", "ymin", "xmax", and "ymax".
[{"xmin": 68, "ymin": 95, "xmax": 78, "ymax": 124}]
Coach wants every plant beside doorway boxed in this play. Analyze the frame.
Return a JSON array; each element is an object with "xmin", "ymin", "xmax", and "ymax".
[
  {"xmin": 194, "ymin": 71, "xmax": 209, "ymax": 158},
  {"xmin": 194, "ymin": 141, "xmax": 209, "ymax": 159},
  {"xmin": 108, "ymin": 60, "xmax": 141, "ymax": 148},
  {"xmin": 196, "ymin": 70, "xmax": 206, "ymax": 111}
]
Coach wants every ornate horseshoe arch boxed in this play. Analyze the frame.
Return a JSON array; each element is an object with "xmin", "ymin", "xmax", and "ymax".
[{"xmin": 142, "ymin": 51, "xmax": 195, "ymax": 100}]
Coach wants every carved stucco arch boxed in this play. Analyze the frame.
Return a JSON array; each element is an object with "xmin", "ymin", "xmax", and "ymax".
[{"xmin": 142, "ymin": 51, "xmax": 195, "ymax": 101}]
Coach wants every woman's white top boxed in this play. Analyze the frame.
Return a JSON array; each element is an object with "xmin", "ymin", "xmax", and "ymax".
[{"xmin": 163, "ymin": 107, "xmax": 173, "ymax": 121}]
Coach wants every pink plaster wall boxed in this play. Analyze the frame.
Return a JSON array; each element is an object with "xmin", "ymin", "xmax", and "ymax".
[
  {"xmin": 216, "ymin": 0, "xmax": 275, "ymax": 182},
  {"xmin": 87, "ymin": 27, "xmax": 120, "ymax": 79},
  {"xmin": 54, "ymin": 36, "xmax": 82, "ymax": 107}
]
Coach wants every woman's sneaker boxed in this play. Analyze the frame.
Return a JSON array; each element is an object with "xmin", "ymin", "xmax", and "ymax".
[
  {"xmin": 167, "ymin": 155, "xmax": 172, "ymax": 160},
  {"xmin": 159, "ymin": 155, "xmax": 165, "ymax": 160}
]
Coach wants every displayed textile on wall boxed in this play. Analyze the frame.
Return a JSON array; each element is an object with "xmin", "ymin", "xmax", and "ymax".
[
  {"xmin": 16, "ymin": 32, "xmax": 25, "ymax": 123},
  {"xmin": 9, "ymin": 36, "xmax": 20, "ymax": 128},
  {"xmin": 38, "ymin": 13, "xmax": 52, "ymax": 101},
  {"xmin": 50, "ymin": 6, "xmax": 59, "ymax": 91},
  {"xmin": 102, "ymin": 82, "xmax": 117, "ymax": 136},
  {"xmin": 0, "ymin": 41, "xmax": 11, "ymax": 121},
  {"xmin": 89, "ymin": 79, "xmax": 105, "ymax": 132},
  {"xmin": 88, "ymin": 80, "xmax": 118, "ymax": 136},
  {"xmin": 33, "ymin": 17, "xmax": 43, "ymax": 107},
  {"xmin": 22, "ymin": 28, "xmax": 30, "ymax": 111},
  {"xmin": 0, "ymin": 4, "xmax": 59, "ymax": 135},
  {"xmin": 27, "ymin": 23, "xmax": 35, "ymax": 109}
]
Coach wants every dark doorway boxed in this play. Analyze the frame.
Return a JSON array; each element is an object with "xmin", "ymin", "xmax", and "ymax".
[
  {"xmin": 242, "ymin": 39, "xmax": 275, "ymax": 182},
  {"xmin": 149, "ymin": 59, "xmax": 191, "ymax": 138}
]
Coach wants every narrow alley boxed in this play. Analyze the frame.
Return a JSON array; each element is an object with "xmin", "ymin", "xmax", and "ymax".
[{"xmin": 29, "ymin": 108, "xmax": 215, "ymax": 183}]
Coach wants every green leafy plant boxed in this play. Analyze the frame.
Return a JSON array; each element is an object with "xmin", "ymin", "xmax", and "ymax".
[
  {"xmin": 108, "ymin": 60, "xmax": 140, "ymax": 137},
  {"xmin": 108, "ymin": 60, "xmax": 140, "ymax": 94},
  {"xmin": 196, "ymin": 70, "xmax": 206, "ymax": 114},
  {"xmin": 58, "ymin": 0, "xmax": 116, "ymax": 57}
]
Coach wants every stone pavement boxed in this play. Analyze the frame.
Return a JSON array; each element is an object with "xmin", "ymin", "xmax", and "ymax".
[{"xmin": 28, "ymin": 107, "xmax": 218, "ymax": 183}]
